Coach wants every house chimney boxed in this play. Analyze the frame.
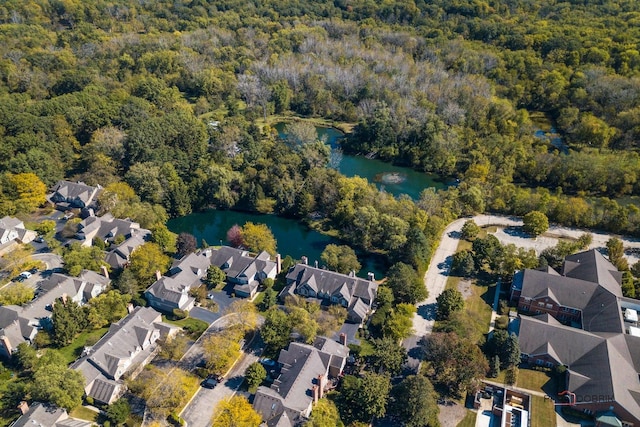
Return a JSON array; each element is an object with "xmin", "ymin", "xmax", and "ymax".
[
  {"xmin": 101, "ymin": 265, "xmax": 110, "ymax": 279},
  {"xmin": 317, "ymin": 375, "xmax": 324, "ymax": 399},
  {"xmin": 312, "ymin": 385, "xmax": 319, "ymax": 404},
  {"xmin": 367, "ymin": 272, "xmax": 374, "ymax": 281},
  {"xmin": 349, "ymin": 270, "xmax": 355, "ymax": 277},
  {"xmin": 155, "ymin": 270, "xmax": 162, "ymax": 280},
  {"xmin": 18, "ymin": 401, "xmax": 29, "ymax": 415},
  {"xmin": 126, "ymin": 303, "xmax": 134, "ymax": 313},
  {"xmin": 339, "ymin": 333, "xmax": 347, "ymax": 346},
  {"xmin": 314, "ymin": 260, "xmax": 318, "ymax": 268},
  {"xmin": 276, "ymin": 253, "xmax": 281, "ymax": 274},
  {"xmin": 301, "ymin": 256, "xmax": 308, "ymax": 265}
]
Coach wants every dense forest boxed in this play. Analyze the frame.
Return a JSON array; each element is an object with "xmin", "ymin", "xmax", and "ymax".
[{"xmin": 0, "ymin": 0, "xmax": 639, "ymax": 245}]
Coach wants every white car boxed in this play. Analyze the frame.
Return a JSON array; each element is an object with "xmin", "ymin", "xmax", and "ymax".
[{"xmin": 19, "ymin": 271, "xmax": 32, "ymax": 279}]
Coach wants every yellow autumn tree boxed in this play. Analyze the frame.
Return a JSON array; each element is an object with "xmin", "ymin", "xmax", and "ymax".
[
  {"xmin": 5, "ymin": 173, "xmax": 47, "ymax": 212},
  {"xmin": 211, "ymin": 396, "xmax": 261, "ymax": 427}
]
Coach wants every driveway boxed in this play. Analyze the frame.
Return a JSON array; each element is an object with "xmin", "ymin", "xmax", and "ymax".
[
  {"xmin": 180, "ymin": 334, "xmax": 264, "ymax": 427},
  {"xmin": 32, "ymin": 253, "xmax": 63, "ymax": 271},
  {"xmin": 190, "ymin": 307, "xmax": 220, "ymax": 325}
]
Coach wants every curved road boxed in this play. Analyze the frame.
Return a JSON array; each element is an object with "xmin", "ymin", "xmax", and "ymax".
[{"xmin": 408, "ymin": 214, "xmax": 640, "ymax": 344}]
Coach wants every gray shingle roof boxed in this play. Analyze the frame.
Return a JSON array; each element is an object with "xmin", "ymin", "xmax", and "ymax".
[
  {"xmin": 284, "ymin": 265, "xmax": 378, "ymax": 322},
  {"xmin": 253, "ymin": 337, "xmax": 349, "ymax": 423},
  {"xmin": 517, "ymin": 249, "xmax": 640, "ymax": 423}
]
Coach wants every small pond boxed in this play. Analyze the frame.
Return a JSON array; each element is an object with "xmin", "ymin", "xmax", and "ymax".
[
  {"xmin": 274, "ymin": 123, "xmax": 450, "ymax": 200},
  {"xmin": 167, "ymin": 209, "xmax": 386, "ymax": 279}
]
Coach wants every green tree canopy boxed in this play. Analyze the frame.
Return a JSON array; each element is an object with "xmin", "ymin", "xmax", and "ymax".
[
  {"xmin": 390, "ymin": 375, "xmax": 439, "ymax": 427},
  {"xmin": 385, "ymin": 262, "xmax": 427, "ymax": 304},
  {"xmin": 321, "ymin": 244, "xmax": 361, "ymax": 274},
  {"xmin": 436, "ymin": 288, "xmax": 465, "ymax": 320},
  {"xmin": 522, "ymin": 211, "xmax": 549, "ymax": 237}
]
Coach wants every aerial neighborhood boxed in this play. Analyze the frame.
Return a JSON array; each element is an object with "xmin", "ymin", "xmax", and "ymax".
[{"xmin": 2, "ymin": 1, "xmax": 640, "ymax": 427}]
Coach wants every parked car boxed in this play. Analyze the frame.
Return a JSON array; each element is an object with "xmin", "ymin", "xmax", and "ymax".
[
  {"xmin": 260, "ymin": 358, "xmax": 277, "ymax": 368},
  {"xmin": 19, "ymin": 271, "xmax": 32, "ymax": 279},
  {"xmin": 201, "ymin": 376, "xmax": 219, "ymax": 389},
  {"xmin": 34, "ymin": 236, "xmax": 44, "ymax": 243},
  {"xmin": 63, "ymin": 212, "xmax": 74, "ymax": 220}
]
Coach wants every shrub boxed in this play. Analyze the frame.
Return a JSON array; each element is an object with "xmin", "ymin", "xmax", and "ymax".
[
  {"xmin": 495, "ymin": 316, "xmax": 509, "ymax": 330},
  {"xmin": 498, "ymin": 300, "xmax": 509, "ymax": 315},
  {"xmin": 85, "ymin": 396, "xmax": 94, "ymax": 405},
  {"xmin": 505, "ymin": 367, "xmax": 518, "ymax": 385},
  {"xmin": 172, "ymin": 309, "xmax": 188, "ymax": 320}
]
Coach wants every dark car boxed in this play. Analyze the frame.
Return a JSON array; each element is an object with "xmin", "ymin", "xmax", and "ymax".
[{"xmin": 201, "ymin": 376, "xmax": 219, "ymax": 389}]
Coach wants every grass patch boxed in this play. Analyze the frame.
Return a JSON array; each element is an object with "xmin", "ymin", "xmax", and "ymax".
[
  {"xmin": 446, "ymin": 275, "xmax": 461, "ymax": 290},
  {"xmin": 161, "ymin": 316, "xmax": 209, "ymax": 338},
  {"xmin": 176, "ymin": 371, "xmax": 202, "ymax": 414},
  {"xmin": 456, "ymin": 410, "xmax": 477, "ymax": 427},
  {"xmin": 531, "ymin": 395, "xmax": 557, "ymax": 427},
  {"xmin": 69, "ymin": 406, "xmax": 98, "ymax": 422},
  {"xmin": 58, "ymin": 327, "xmax": 109, "ymax": 364},
  {"xmin": 517, "ymin": 368, "xmax": 555, "ymax": 392}
]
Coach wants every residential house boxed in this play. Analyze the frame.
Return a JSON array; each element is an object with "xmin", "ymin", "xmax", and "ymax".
[
  {"xmin": 105, "ymin": 228, "xmax": 151, "ymax": 269},
  {"xmin": 11, "ymin": 401, "xmax": 92, "ymax": 427},
  {"xmin": 0, "ymin": 216, "xmax": 36, "ymax": 245},
  {"xmin": 208, "ymin": 246, "xmax": 278, "ymax": 298},
  {"xmin": 75, "ymin": 213, "xmax": 147, "ymax": 248},
  {"xmin": 71, "ymin": 306, "xmax": 178, "ymax": 404},
  {"xmin": 145, "ymin": 246, "xmax": 278, "ymax": 312},
  {"xmin": 145, "ymin": 251, "xmax": 210, "ymax": 312},
  {"xmin": 49, "ymin": 181, "xmax": 101, "ymax": 210},
  {"xmin": 0, "ymin": 270, "xmax": 109, "ymax": 358},
  {"xmin": 513, "ymin": 249, "xmax": 640, "ymax": 425},
  {"xmin": 282, "ymin": 264, "xmax": 378, "ymax": 324},
  {"xmin": 252, "ymin": 336, "xmax": 349, "ymax": 426}
]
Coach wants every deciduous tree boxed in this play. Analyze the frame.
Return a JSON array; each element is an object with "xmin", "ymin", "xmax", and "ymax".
[
  {"xmin": 244, "ymin": 362, "xmax": 266, "ymax": 392},
  {"xmin": 320, "ymin": 244, "xmax": 361, "ymax": 274},
  {"xmin": 176, "ymin": 232, "xmax": 198, "ymax": 258},
  {"xmin": 522, "ymin": 211, "xmax": 549, "ymax": 237},
  {"xmin": 385, "ymin": 262, "xmax": 427, "ymax": 304},
  {"xmin": 422, "ymin": 332, "xmax": 488, "ymax": 398},
  {"xmin": 436, "ymin": 288, "xmax": 465, "ymax": 320},
  {"xmin": 241, "ymin": 222, "xmax": 277, "ymax": 255},
  {"xmin": 0, "ymin": 282, "xmax": 34, "ymax": 306},
  {"xmin": 212, "ymin": 396, "xmax": 261, "ymax": 427},
  {"xmin": 390, "ymin": 375, "xmax": 439, "ymax": 427}
]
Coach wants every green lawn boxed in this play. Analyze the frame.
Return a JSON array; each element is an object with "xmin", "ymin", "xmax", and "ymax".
[
  {"xmin": 161, "ymin": 315, "xmax": 208, "ymax": 338},
  {"xmin": 69, "ymin": 406, "xmax": 98, "ymax": 422},
  {"xmin": 456, "ymin": 410, "xmax": 477, "ymax": 427},
  {"xmin": 490, "ymin": 368, "xmax": 556, "ymax": 394},
  {"xmin": 517, "ymin": 369, "xmax": 555, "ymax": 392},
  {"xmin": 531, "ymin": 395, "xmax": 557, "ymax": 427},
  {"xmin": 58, "ymin": 327, "xmax": 109, "ymax": 364}
]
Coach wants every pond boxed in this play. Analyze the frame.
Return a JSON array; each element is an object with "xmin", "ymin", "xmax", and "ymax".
[
  {"xmin": 274, "ymin": 123, "xmax": 449, "ymax": 200},
  {"xmin": 529, "ymin": 112, "xmax": 568, "ymax": 154},
  {"xmin": 167, "ymin": 209, "xmax": 386, "ymax": 279}
]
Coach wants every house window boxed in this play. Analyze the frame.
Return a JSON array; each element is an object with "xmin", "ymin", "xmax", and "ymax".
[
  {"xmin": 546, "ymin": 304, "xmax": 553, "ymax": 309},
  {"xmin": 538, "ymin": 302, "xmax": 545, "ymax": 307}
]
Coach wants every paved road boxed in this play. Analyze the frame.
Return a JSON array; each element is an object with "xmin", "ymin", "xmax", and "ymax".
[
  {"xmin": 181, "ymin": 335, "xmax": 264, "ymax": 427},
  {"xmin": 32, "ymin": 253, "xmax": 63, "ymax": 271},
  {"xmin": 404, "ymin": 214, "xmax": 640, "ymax": 366}
]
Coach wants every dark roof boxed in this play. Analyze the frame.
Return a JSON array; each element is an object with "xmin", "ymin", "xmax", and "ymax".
[
  {"xmin": 517, "ymin": 249, "xmax": 640, "ymax": 423},
  {"xmin": 11, "ymin": 402, "xmax": 66, "ymax": 427},
  {"xmin": 253, "ymin": 337, "xmax": 349, "ymax": 422},
  {"xmin": 285, "ymin": 264, "xmax": 378, "ymax": 307},
  {"xmin": 562, "ymin": 250, "xmax": 623, "ymax": 297}
]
